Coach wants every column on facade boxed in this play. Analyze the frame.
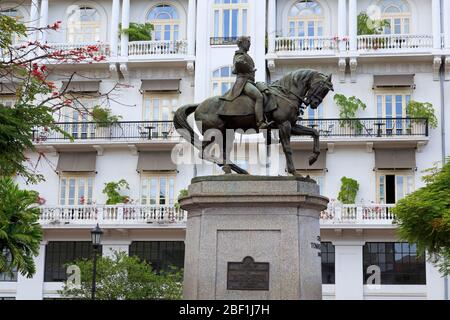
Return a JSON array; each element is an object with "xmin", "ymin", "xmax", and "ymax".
[
  {"xmin": 443, "ymin": 0, "xmax": 450, "ymax": 49},
  {"xmin": 120, "ymin": 0, "xmax": 130, "ymax": 57},
  {"xmin": 15, "ymin": 242, "xmax": 46, "ymax": 300},
  {"xmin": 110, "ymin": 0, "xmax": 121, "ymax": 57},
  {"xmin": 348, "ymin": 0, "xmax": 357, "ymax": 52},
  {"xmin": 29, "ymin": 0, "xmax": 40, "ymax": 42},
  {"xmin": 333, "ymin": 241, "xmax": 365, "ymax": 300},
  {"xmin": 425, "ymin": 258, "xmax": 450, "ymax": 299},
  {"xmin": 267, "ymin": 0, "xmax": 276, "ymax": 55},
  {"xmin": 38, "ymin": 0, "xmax": 48, "ymax": 43},
  {"xmin": 431, "ymin": 0, "xmax": 442, "ymax": 50},
  {"xmin": 338, "ymin": 0, "xmax": 347, "ymax": 52},
  {"xmin": 187, "ymin": 0, "xmax": 197, "ymax": 57}
]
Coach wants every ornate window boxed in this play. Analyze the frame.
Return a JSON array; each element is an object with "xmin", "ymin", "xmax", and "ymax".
[
  {"xmin": 377, "ymin": 171, "xmax": 414, "ymax": 204},
  {"xmin": 0, "ymin": 249, "xmax": 17, "ymax": 282},
  {"xmin": 212, "ymin": 66, "xmax": 235, "ymax": 95},
  {"xmin": 60, "ymin": 98, "xmax": 98, "ymax": 139},
  {"xmin": 147, "ymin": 4, "xmax": 180, "ymax": 41},
  {"xmin": 363, "ymin": 242, "xmax": 425, "ymax": 284},
  {"xmin": 67, "ymin": 6, "xmax": 101, "ymax": 43},
  {"xmin": 143, "ymin": 94, "xmax": 178, "ymax": 121},
  {"xmin": 288, "ymin": 0, "xmax": 324, "ymax": 37},
  {"xmin": 321, "ymin": 242, "xmax": 335, "ymax": 284},
  {"xmin": 129, "ymin": 241, "xmax": 185, "ymax": 272},
  {"xmin": 44, "ymin": 242, "xmax": 101, "ymax": 282},
  {"xmin": 376, "ymin": 90, "xmax": 411, "ymax": 135},
  {"xmin": 140, "ymin": 173, "xmax": 175, "ymax": 205},
  {"xmin": 378, "ymin": 0, "xmax": 411, "ymax": 34},
  {"xmin": 59, "ymin": 175, "xmax": 94, "ymax": 205},
  {"xmin": 212, "ymin": 0, "xmax": 248, "ymax": 41}
]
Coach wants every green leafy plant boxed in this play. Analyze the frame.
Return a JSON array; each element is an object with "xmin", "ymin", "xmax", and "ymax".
[
  {"xmin": 407, "ymin": 100, "xmax": 438, "ymax": 129},
  {"xmin": 174, "ymin": 189, "xmax": 188, "ymax": 210},
  {"xmin": 120, "ymin": 22, "xmax": 153, "ymax": 42},
  {"xmin": 59, "ymin": 251, "xmax": 183, "ymax": 300},
  {"xmin": 357, "ymin": 12, "xmax": 390, "ymax": 35},
  {"xmin": 337, "ymin": 177, "xmax": 359, "ymax": 204},
  {"xmin": 92, "ymin": 106, "xmax": 122, "ymax": 128},
  {"xmin": 333, "ymin": 93, "xmax": 367, "ymax": 133},
  {"xmin": 102, "ymin": 179, "xmax": 130, "ymax": 205},
  {"xmin": 392, "ymin": 160, "xmax": 450, "ymax": 276},
  {"xmin": 0, "ymin": 177, "xmax": 43, "ymax": 277}
]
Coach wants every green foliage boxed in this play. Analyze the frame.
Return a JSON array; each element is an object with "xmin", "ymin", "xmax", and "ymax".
[
  {"xmin": 337, "ymin": 177, "xmax": 359, "ymax": 204},
  {"xmin": 407, "ymin": 100, "xmax": 438, "ymax": 129},
  {"xmin": 174, "ymin": 189, "xmax": 188, "ymax": 210},
  {"xmin": 91, "ymin": 106, "xmax": 122, "ymax": 128},
  {"xmin": 102, "ymin": 179, "xmax": 130, "ymax": 205},
  {"xmin": 0, "ymin": 177, "xmax": 43, "ymax": 278},
  {"xmin": 357, "ymin": 12, "xmax": 390, "ymax": 35},
  {"xmin": 120, "ymin": 22, "xmax": 153, "ymax": 42},
  {"xmin": 59, "ymin": 251, "xmax": 183, "ymax": 300},
  {"xmin": 0, "ymin": 14, "xmax": 26, "ymax": 49},
  {"xmin": 392, "ymin": 160, "xmax": 450, "ymax": 276},
  {"xmin": 333, "ymin": 93, "xmax": 367, "ymax": 132}
]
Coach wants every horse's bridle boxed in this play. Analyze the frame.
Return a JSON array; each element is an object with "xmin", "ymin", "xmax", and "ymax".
[{"xmin": 303, "ymin": 78, "xmax": 333, "ymax": 107}]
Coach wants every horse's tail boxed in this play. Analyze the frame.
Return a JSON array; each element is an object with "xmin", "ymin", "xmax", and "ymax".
[{"xmin": 174, "ymin": 104, "xmax": 201, "ymax": 147}]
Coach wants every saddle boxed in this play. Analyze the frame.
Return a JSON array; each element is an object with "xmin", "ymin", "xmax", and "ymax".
[{"xmin": 217, "ymin": 85, "xmax": 277, "ymax": 117}]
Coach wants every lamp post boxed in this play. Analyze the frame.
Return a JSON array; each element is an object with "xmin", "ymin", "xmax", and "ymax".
[{"xmin": 90, "ymin": 223, "xmax": 103, "ymax": 300}]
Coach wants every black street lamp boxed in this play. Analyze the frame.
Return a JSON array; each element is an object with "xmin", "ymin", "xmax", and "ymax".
[{"xmin": 90, "ymin": 223, "xmax": 103, "ymax": 300}]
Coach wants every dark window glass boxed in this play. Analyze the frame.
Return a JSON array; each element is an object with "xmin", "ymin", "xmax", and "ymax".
[
  {"xmin": 321, "ymin": 242, "xmax": 335, "ymax": 284},
  {"xmin": 129, "ymin": 241, "xmax": 184, "ymax": 272},
  {"xmin": 44, "ymin": 241, "xmax": 101, "ymax": 282},
  {"xmin": 0, "ymin": 249, "xmax": 17, "ymax": 282},
  {"xmin": 363, "ymin": 242, "xmax": 426, "ymax": 285}
]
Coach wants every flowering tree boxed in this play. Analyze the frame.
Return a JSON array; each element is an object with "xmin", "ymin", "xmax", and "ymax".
[{"xmin": 0, "ymin": 12, "xmax": 119, "ymax": 183}]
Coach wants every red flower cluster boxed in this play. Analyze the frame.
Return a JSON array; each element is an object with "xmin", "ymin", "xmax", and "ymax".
[{"xmin": 48, "ymin": 21, "xmax": 62, "ymax": 31}]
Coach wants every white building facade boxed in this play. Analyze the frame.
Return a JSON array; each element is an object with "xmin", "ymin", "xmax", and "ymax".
[{"xmin": 0, "ymin": 0, "xmax": 449, "ymax": 300}]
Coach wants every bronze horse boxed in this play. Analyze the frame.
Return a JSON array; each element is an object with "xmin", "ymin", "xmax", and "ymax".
[{"xmin": 174, "ymin": 69, "xmax": 334, "ymax": 175}]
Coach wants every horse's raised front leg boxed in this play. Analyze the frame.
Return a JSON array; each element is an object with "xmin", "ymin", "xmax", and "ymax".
[
  {"xmin": 291, "ymin": 124, "xmax": 320, "ymax": 165},
  {"xmin": 278, "ymin": 121, "xmax": 296, "ymax": 175}
]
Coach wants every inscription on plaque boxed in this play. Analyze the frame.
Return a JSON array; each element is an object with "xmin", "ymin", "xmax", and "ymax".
[{"xmin": 227, "ymin": 256, "xmax": 269, "ymax": 291}]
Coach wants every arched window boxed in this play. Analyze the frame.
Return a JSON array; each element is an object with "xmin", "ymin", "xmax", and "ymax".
[
  {"xmin": 213, "ymin": 0, "xmax": 248, "ymax": 39},
  {"xmin": 378, "ymin": 0, "xmax": 410, "ymax": 34},
  {"xmin": 288, "ymin": 0, "xmax": 324, "ymax": 37},
  {"xmin": 212, "ymin": 66, "xmax": 235, "ymax": 95},
  {"xmin": 147, "ymin": 4, "xmax": 180, "ymax": 41},
  {"xmin": 1, "ymin": 8, "xmax": 23, "ymax": 44},
  {"xmin": 67, "ymin": 6, "xmax": 101, "ymax": 43}
]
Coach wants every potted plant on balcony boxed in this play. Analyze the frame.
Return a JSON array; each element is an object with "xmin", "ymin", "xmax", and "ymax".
[
  {"xmin": 333, "ymin": 93, "xmax": 367, "ymax": 136},
  {"xmin": 406, "ymin": 100, "xmax": 437, "ymax": 135},
  {"xmin": 357, "ymin": 12, "xmax": 390, "ymax": 50},
  {"xmin": 92, "ymin": 105, "xmax": 122, "ymax": 139},
  {"xmin": 119, "ymin": 22, "xmax": 153, "ymax": 41},
  {"xmin": 337, "ymin": 177, "xmax": 359, "ymax": 204}
]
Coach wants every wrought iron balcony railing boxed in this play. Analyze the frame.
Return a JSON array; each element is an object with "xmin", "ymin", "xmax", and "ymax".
[
  {"xmin": 32, "ymin": 121, "xmax": 177, "ymax": 143},
  {"xmin": 32, "ymin": 118, "xmax": 428, "ymax": 143},
  {"xmin": 296, "ymin": 118, "xmax": 428, "ymax": 138}
]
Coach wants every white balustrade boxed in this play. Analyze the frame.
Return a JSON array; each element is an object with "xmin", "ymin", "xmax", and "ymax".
[
  {"xmin": 357, "ymin": 34, "xmax": 433, "ymax": 51},
  {"xmin": 46, "ymin": 42, "xmax": 111, "ymax": 58},
  {"xmin": 39, "ymin": 204, "xmax": 186, "ymax": 225},
  {"xmin": 320, "ymin": 203, "xmax": 396, "ymax": 225},
  {"xmin": 128, "ymin": 40, "xmax": 187, "ymax": 56},
  {"xmin": 275, "ymin": 36, "xmax": 339, "ymax": 53}
]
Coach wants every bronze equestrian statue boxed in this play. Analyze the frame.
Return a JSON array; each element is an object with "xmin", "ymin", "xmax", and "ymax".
[{"xmin": 174, "ymin": 37, "xmax": 334, "ymax": 176}]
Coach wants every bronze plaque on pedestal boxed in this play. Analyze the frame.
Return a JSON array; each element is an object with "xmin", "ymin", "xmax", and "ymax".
[{"xmin": 227, "ymin": 256, "xmax": 269, "ymax": 290}]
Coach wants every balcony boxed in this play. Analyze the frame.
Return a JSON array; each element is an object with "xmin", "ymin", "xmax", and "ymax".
[
  {"xmin": 320, "ymin": 203, "xmax": 396, "ymax": 228},
  {"xmin": 127, "ymin": 40, "xmax": 187, "ymax": 59},
  {"xmin": 275, "ymin": 36, "xmax": 339, "ymax": 56},
  {"xmin": 294, "ymin": 118, "xmax": 428, "ymax": 144},
  {"xmin": 46, "ymin": 42, "xmax": 111, "ymax": 60},
  {"xmin": 38, "ymin": 203, "xmax": 396, "ymax": 229},
  {"xmin": 39, "ymin": 204, "xmax": 186, "ymax": 228},
  {"xmin": 32, "ymin": 121, "xmax": 178, "ymax": 145},
  {"xmin": 357, "ymin": 34, "xmax": 433, "ymax": 54}
]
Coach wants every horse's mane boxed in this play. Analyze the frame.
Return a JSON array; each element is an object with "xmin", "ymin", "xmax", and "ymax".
[{"xmin": 271, "ymin": 69, "xmax": 317, "ymax": 92}]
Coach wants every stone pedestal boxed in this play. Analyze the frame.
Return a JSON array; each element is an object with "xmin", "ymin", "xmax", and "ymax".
[{"xmin": 180, "ymin": 175, "xmax": 328, "ymax": 300}]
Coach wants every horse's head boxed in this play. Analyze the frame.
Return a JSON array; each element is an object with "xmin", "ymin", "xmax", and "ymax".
[{"xmin": 304, "ymin": 72, "xmax": 334, "ymax": 109}]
